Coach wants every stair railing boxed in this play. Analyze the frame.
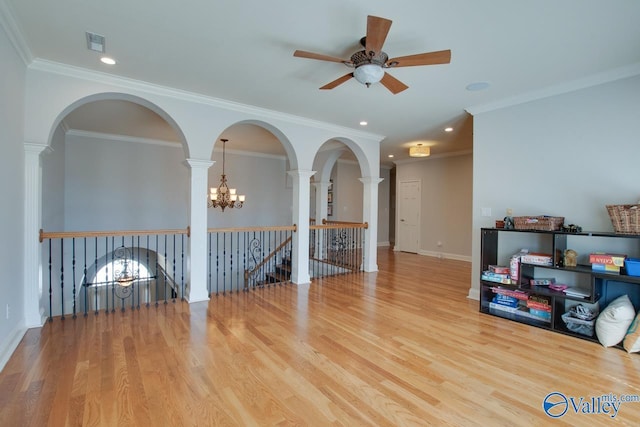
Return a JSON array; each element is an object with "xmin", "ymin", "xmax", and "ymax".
[
  {"xmin": 244, "ymin": 235, "xmax": 292, "ymax": 290},
  {"xmin": 310, "ymin": 220, "xmax": 368, "ymax": 279},
  {"xmin": 39, "ymin": 227, "xmax": 189, "ymax": 321},
  {"xmin": 207, "ymin": 225, "xmax": 296, "ymax": 294}
]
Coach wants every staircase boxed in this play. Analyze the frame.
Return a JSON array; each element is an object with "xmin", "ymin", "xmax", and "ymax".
[{"xmin": 261, "ymin": 256, "xmax": 292, "ymax": 285}]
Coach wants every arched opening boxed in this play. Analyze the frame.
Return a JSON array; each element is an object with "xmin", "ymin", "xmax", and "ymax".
[
  {"xmin": 42, "ymin": 96, "xmax": 189, "ymax": 233},
  {"xmin": 40, "ymin": 94, "xmax": 191, "ymax": 317},
  {"xmin": 312, "ymin": 139, "xmax": 365, "ymax": 222},
  {"xmin": 206, "ymin": 122, "xmax": 295, "ymax": 228},
  {"xmin": 308, "ymin": 139, "xmax": 371, "ymax": 277},
  {"xmin": 79, "ymin": 246, "xmax": 180, "ymax": 314},
  {"xmin": 205, "ymin": 121, "xmax": 298, "ymax": 292}
]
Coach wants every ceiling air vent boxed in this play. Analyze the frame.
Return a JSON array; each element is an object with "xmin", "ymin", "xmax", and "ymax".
[{"xmin": 85, "ymin": 32, "xmax": 105, "ymax": 53}]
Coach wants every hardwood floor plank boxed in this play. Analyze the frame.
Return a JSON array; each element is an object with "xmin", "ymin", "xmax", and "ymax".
[{"xmin": 1, "ymin": 249, "xmax": 640, "ymax": 426}]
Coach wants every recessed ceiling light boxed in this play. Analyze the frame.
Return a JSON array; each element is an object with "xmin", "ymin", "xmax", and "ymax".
[
  {"xmin": 466, "ymin": 82, "xmax": 490, "ymax": 91},
  {"xmin": 388, "ymin": 154, "xmax": 394, "ymax": 158},
  {"xmin": 359, "ymin": 121, "xmax": 368, "ymax": 126},
  {"xmin": 100, "ymin": 56, "xmax": 116, "ymax": 65},
  {"xmin": 444, "ymin": 127, "xmax": 453, "ymax": 132}
]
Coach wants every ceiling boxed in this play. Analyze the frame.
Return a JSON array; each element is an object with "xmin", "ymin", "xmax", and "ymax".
[{"xmin": 5, "ymin": 1, "xmax": 640, "ymax": 166}]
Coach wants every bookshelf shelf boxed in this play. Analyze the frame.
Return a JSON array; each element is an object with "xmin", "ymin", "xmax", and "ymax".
[{"xmin": 480, "ymin": 228, "xmax": 640, "ymax": 349}]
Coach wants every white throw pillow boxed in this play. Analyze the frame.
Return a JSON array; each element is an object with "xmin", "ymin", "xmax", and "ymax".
[
  {"xmin": 623, "ymin": 312, "xmax": 640, "ymax": 353},
  {"xmin": 595, "ymin": 295, "xmax": 636, "ymax": 347}
]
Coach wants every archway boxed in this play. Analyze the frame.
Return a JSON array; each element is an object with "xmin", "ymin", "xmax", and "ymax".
[{"xmin": 42, "ymin": 95, "xmax": 190, "ymax": 233}]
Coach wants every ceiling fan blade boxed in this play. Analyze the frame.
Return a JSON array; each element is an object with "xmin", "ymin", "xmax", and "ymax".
[
  {"xmin": 365, "ymin": 15, "xmax": 392, "ymax": 55},
  {"xmin": 387, "ymin": 50, "xmax": 451, "ymax": 67},
  {"xmin": 293, "ymin": 50, "xmax": 349, "ymax": 64},
  {"xmin": 380, "ymin": 72, "xmax": 408, "ymax": 94},
  {"xmin": 320, "ymin": 73, "xmax": 354, "ymax": 90}
]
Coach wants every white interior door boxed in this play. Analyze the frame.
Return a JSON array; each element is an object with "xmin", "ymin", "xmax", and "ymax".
[{"xmin": 398, "ymin": 180, "xmax": 421, "ymax": 253}]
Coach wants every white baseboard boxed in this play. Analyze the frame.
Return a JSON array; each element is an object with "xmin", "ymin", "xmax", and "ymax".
[
  {"xmin": 377, "ymin": 241, "xmax": 390, "ymax": 247},
  {"xmin": 467, "ymin": 287, "xmax": 480, "ymax": 301},
  {"xmin": 0, "ymin": 326, "xmax": 27, "ymax": 373},
  {"xmin": 417, "ymin": 250, "xmax": 472, "ymax": 263}
]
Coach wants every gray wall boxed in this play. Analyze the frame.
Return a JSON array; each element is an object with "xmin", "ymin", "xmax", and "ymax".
[
  {"xmin": 59, "ymin": 134, "xmax": 297, "ymax": 231},
  {"xmin": 331, "ymin": 160, "xmax": 364, "ymax": 222},
  {"xmin": 207, "ymin": 151, "xmax": 293, "ymax": 228},
  {"xmin": 378, "ymin": 167, "xmax": 391, "ymax": 245},
  {"xmin": 0, "ymin": 23, "xmax": 26, "ymax": 368},
  {"xmin": 396, "ymin": 153, "xmax": 473, "ymax": 259},
  {"xmin": 63, "ymin": 134, "xmax": 189, "ymax": 231},
  {"xmin": 471, "ymin": 74, "xmax": 640, "ymax": 298}
]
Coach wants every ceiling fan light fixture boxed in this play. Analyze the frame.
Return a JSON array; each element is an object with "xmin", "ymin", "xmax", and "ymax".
[
  {"xmin": 409, "ymin": 144, "xmax": 430, "ymax": 158},
  {"xmin": 354, "ymin": 64, "xmax": 384, "ymax": 86}
]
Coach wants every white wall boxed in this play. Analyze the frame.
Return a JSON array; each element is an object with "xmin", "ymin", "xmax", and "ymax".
[
  {"xmin": 0, "ymin": 24, "xmax": 26, "ymax": 370},
  {"xmin": 470, "ymin": 75, "xmax": 640, "ymax": 299},
  {"xmin": 396, "ymin": 153, "xmax": 473, "ymax": 259}
]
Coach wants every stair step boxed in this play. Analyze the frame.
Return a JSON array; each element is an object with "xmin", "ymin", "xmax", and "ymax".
[
  {"xmin": 275, "ymin": 264, "xmax": 292, "ymax": 275},
  {"xmin": 264, "ymin": 272, "xmax": 290, "ymax": 283}
]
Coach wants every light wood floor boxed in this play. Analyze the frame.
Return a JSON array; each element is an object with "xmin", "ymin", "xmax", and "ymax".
[{"xmin": 1, "ymin": 249, "xmax": 640, "ymax": 426}]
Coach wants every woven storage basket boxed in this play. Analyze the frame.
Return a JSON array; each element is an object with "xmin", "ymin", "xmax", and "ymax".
[
  {"xmin": 606, "ymin": 204, "xmax": 640, "ymax": 234},
  {"xmin": 513, "ymin": 216, "xmax": 564, "ymax": 231}
]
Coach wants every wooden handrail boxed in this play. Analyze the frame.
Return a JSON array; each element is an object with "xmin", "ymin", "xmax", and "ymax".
[
  {"xmin": 311, "ymin": 222, "xmax": 368, "ymax": 230},
  {"xmin": 40, "ymin": 227, "xmax": 190, "ymax": 243},
  {"xmin": 208, "ymin": 225, "xmax": 297, "ymax": 234},
  {"xmin": 39, "ymin": 225, "xmax": 298, "ymax": 243},
  {"xmin": 244, "ymin": 236, "xmax": 293, "ymax": 284},
  {"xmin": 322, "ymin": 219, "xmax": 368, "ymax": 226}
]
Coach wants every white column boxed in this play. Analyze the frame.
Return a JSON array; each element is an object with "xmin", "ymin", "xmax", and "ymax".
[
  {"xmin": 312, "ymin": 181, "xmax": 330, "ymax": 222},
  {"xmin": 185, "ymin": 159, "xmax": 214, "ymax": 303},
  {"xmin": 311, "ymin": 181, "xmax": 330, "ymax": 260},
  {"xmin": 288, "ymin": 169, "xmax": 316, "ymax": 284},
  {"xmin": 359, "ymin": 177, "xmax": 384, "ymax": 272},
  {"xmin": 24, "ymin": 143, "xmax": 49, "ymax": 327}
]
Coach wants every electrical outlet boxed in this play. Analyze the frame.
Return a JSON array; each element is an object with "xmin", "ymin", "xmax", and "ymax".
[
  {"xmin": 481, "ymin": 207, "xmax": 492, "ymax": 217},
  {"xmin": 5, "ymin": 304, "xmax": 9, "ymax": 320},
  {"xmin": 437, "ymin": 241, "xmax": 443, "ymax": 247}
]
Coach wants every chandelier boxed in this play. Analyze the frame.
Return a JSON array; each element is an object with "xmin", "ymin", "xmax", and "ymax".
[{"xmin": 209, "ymin": 138, "xmax": 245, "ymax": 211}]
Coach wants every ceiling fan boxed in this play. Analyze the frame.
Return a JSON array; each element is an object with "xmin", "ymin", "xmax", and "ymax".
[{"xmin": 293, "ymin": 15, "xmax": 451, "ymax": 94}]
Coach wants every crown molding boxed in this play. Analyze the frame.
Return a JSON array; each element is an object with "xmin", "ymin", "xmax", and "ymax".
[
  {"xmin": 393, "ymin": 149, "xmax": 472, "ymax": 165},
  {"xmin": 28, "ymin": 59, "xmax": 386, "ymax": 143},
  {"xmin": 214, "ymin": 147, "xmax": 286, "ymax": 161},
  {"xmin": 66, "ymin": 129, "xmax": 182, "ymax": 149},
  {"xmin": 466, "ymin": 62, "xmax": 640, "ymax": 115},
  {"xmin": 0, "ymin": 0, "xmax": 33, "ymax": 65},
  {"xmin": 65, "ymin": 128, "xmax": 288, "ymax": 160}
]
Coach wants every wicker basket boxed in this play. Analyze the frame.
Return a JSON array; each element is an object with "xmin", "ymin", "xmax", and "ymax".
[
  {"xmin": 606, "ymin": 204, "xmax": 640, "ymax": 234},
  {"xmin": 513, "ymin": 216, "xmax": 564, "ymax": 231}
]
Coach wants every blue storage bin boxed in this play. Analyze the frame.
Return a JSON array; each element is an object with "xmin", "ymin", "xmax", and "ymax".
[{"xmin": 626, "ymin": 258, "xmax": 640, "ymax": 276}]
